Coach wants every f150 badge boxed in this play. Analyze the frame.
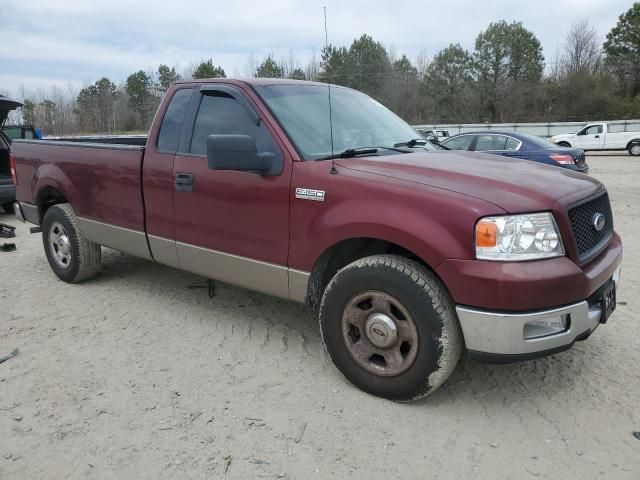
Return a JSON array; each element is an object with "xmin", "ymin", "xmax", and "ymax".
[{"xmin": 296, "ymin": 188, "xmax": 326, "ymax": 202}]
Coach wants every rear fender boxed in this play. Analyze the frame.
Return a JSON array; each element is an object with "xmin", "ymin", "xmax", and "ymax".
[{"xmin": 33, "ymin": 163, "xmax": 82, "ymax": 218}]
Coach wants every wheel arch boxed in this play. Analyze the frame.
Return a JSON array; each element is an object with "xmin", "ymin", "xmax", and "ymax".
[
  {"xmin": 36, "ymin": 184, "xmax": 70, "ymax": 223},
  {"xmin": 626, "ymin": 138, "xmax": 640, "ymax": 150},
  {"xmin": 305, "ymin": 236, "xmax": 444, "ymax": 309}
]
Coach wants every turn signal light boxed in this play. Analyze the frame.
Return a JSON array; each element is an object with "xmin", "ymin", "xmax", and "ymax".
[
  {"xmin": 549, "ymin": 154, "xmax": 575, "ymax": 165},
  {"xmin": 476, "ymin": 220, "xmax": 497, "ymax": 247},
  {"xmin": 9, "ymin": 152, "xmax": 17, "ymax": 185}
]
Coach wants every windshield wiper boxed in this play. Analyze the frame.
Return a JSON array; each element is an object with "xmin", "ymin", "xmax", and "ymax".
[
  {"xmin": 316, "ymin": 145, "xmax": 414, "ymax": 161},
  {"xmin": 316, "ymin": 147, "xmax": 380, "ymax": 161},
  {"xmin": 393, "ymin": 138, "xmax": 427, "ymax": 148}
]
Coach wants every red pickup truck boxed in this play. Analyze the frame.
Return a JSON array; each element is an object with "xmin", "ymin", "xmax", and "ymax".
[{"xmin": 11, "ymin": 79, "xmax": 622, "ymax": 401}]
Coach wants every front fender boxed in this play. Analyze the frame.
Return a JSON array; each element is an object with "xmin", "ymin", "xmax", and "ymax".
[
  {"xmin": 551, "ymin": 135, "xmax": 574, "ymax": 146},
  {"xmin": 290, "ymin": 185, "xmax": 504, "ymax": 273}
]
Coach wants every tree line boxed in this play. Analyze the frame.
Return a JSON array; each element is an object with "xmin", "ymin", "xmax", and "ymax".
[{"xmin": 8, "ymin": 3, "xmax": 640, "ymax": 136}]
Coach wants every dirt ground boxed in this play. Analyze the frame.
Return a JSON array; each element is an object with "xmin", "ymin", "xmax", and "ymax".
[{"xmin": 1, "ymin": 154, "xmax": 639, "ymax": 479}]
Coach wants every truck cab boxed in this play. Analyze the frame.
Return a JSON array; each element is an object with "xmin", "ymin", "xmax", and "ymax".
[{"xmin": 573, "ymin": 124, "xmax": 605, "ymax": 150}]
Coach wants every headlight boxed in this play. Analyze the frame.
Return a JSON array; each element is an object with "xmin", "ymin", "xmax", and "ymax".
[{"xmin": 475, "ymin": 213, "xmax": 564, "ymax": 261}]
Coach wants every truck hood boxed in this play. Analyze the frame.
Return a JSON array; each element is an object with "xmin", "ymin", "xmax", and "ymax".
[
  {"xmin": 0, "ymin": 96, "xmax": 22, "ymax": 126},
  {"xmin": 336, "ymin": 151, "xmax": 601, "ymax": 213}
]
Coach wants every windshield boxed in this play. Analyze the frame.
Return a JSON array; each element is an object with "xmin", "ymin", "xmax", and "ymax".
[{"xmin": 255, "ymin": 84, "xmax": 437, "ymax": 159}]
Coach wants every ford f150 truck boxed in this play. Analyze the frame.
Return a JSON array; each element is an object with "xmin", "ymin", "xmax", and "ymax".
[
  {"xmin": 11, "ymin": 79, "xmax": 623, "ymax": 401},
  {"xmin": 550, "ymin": 122, "xmax": 640, "ymax": 156}
]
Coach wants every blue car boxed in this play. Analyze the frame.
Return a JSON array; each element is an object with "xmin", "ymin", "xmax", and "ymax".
[{"xmin": 440, "ymin": 131, "xmax": 589, "ymax": 173}]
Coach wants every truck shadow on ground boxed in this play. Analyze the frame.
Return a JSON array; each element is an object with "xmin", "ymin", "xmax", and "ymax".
[{"xmin": 86, "ymin": 248, "xmax": 607, "ymax": 406}]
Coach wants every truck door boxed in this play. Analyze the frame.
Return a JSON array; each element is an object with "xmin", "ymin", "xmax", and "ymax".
[
  {"xmin": 143, "ymin": 86, "xmax": 195, "ymax": 268},
  {"xmin": 575, "ymin": 124, "xmax": 605, "ymax": 150},
  {"xmin": 171, "ymin": 84, "xmax": 292, "ymax": 299}
]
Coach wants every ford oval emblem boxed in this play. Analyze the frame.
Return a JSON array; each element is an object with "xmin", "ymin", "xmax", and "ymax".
[{"xmin": 592, "ymin": 213, "xmax": 606, "ymax": 232}]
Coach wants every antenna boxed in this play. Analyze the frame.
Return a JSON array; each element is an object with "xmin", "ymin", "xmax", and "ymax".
[{"xmin": 324, "ymin": 6, "xmax": 335, "ymax": 157}]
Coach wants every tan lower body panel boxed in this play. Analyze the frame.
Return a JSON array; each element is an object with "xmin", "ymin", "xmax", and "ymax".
[
  {"xmin": 78, "ymin": 217, "xmax": 151, "ymax": 260},
  {"xmin": 76, "ymin": 218, "xmax": 310, "ymax": 302},
  {"xmin": 175, "ymin": 243, "xmax": 309, "ymax": 302},
  {"xmin": 288, "ymin": 268, "xmax": 311, "ymax": 303},
  {"xmin": 176, "ymin": 242, "xmax": 295, "ymax": 300},
  {"xmin": 148, "ymin": 235, "xmax": 179, "ymax": 268}
]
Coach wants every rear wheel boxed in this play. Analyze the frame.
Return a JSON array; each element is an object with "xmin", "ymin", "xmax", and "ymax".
[
  {"xmin": 42, "ymin": 203, "xmax": 101, "ymax": 283},
  {"xmin": 319, "ymin": 255, "xmax": 462, "ymax": 401},
  {"xmin": 629, "ymin": 143, "xmax": 640, "ymax": 156}
]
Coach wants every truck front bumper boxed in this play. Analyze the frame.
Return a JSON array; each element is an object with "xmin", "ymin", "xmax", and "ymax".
[{"xmin": 457, "ymin": 265, "xmax": 621, "ymax": 362}]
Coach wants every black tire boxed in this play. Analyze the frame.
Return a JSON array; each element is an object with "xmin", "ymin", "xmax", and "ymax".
[
  {"xmin": 42, "ymin": 203, "xmax": 101, "ymax": 283},
  {"xmin": 557, "ymin": 141, "xmax": 571, "ymax": 147},
  {"xmin": 629, "ymin": 142, "xmax": 640, "ymax": 156},
  {"xmin": 1, "ymin": 202, "xmax": 14, "ymax": 213},
  {"xmin": 319, "ymin": 255, "xmax": 462, "ymax": 401}
]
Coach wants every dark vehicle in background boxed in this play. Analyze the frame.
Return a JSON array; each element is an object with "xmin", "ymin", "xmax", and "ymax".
[
  {"xmin": 441, "ymin": 131, "xmax": 589, "ymax": 173},
  {"xmin": 2, "ymin": 125, "xmax": 41, "ymax": 141},
  {"xmin": 0, "ymin": 95, "xmax": 23, "ymax": 212}
]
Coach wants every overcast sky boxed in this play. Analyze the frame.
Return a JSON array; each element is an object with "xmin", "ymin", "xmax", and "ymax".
[{"xmin": 0, "ymin": 0, "xmax": 633, "ymax": 97}]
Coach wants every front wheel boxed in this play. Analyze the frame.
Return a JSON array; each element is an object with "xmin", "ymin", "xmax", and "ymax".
[
  {"xmin": 629, "ymin": 143, "xmax": 640, "ymax": 156},
  {"xmin": 42, "ymin": 203, "xmax": 101, "ymax": 283},
  {"xmin": 557, "ymin": 142, "xmax": 571, "ymax": 147},
  {"xmin": 319, "ymin": 255, "xmax": 463, "ymax": 401}
]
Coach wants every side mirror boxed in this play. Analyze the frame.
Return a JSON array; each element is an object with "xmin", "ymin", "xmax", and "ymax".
[{"xmin": 207, "ymin": 134, "xmax": 274, "ymax": 174}]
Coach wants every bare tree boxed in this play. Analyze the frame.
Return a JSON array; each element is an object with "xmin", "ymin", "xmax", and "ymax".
[
  {"xmin": 561, "ymin": 19, "xmax": 601, "ymax": 76},
  {"xmin": 305, "ymin": 48, "xmax": 320, "ymax": 81},
  {"xmin": 415, "ymin": 49, "xmax": 430, "ymax": 80},
  {"xmin": 244, "ymin": 54, "xmax": 259, "ymax": 78}
]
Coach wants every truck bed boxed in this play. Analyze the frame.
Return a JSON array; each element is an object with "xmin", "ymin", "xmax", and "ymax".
[
  {"xmin": 12, "ymin": 139, "xmax": 147, "ymax": 234},
  {"xmin": 44, "ymin": 135, "xmax": 148, "ymax": 146}
]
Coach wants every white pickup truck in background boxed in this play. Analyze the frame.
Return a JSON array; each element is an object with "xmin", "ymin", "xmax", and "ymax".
[{"xmin": 550, "ymin": 122, "xmax": 640, "ymax": 156}]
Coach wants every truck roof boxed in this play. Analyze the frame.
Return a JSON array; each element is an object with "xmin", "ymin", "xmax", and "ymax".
[{"xmin": 172, "ymin": 78, "xmax": 340, "ymax": 88}]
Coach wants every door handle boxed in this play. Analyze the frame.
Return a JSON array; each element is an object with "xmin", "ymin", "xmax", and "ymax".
[
  {"xmin": 595, "ymin": 135, "xmax": 600, "ymax": 138},
  {"xmin": 175, "ymin": 172, "xmax": 194, "ymax": 192}
]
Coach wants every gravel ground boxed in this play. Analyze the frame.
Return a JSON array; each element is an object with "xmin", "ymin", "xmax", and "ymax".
[{"xmin": 1, "ymin": 154, "xmax": 639, "ymax": 479}]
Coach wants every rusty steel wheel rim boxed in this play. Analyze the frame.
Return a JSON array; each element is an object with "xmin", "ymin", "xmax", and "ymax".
[{"xmin": 341, "ymin": 290, "xmax": 419, "ymax": 377}]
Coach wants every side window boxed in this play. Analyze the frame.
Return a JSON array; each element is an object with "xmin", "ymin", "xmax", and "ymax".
[
  {"xmin": 505, "ymin": 137, "xmax": 520, "ymax": 150},
  {"xmin": 189, "ymin": 92, "xmax": 282, "ymax": 164},
  {"xmin": 585, "ymin": 125, "xmax": 602, "ymax": 135},
  {"xmin": 443, "ymin": 135, "xmax": 474, "ymax": 150},
  {"xmin": 156, "ymin": 88, "xmax": 193, "ymax": 153},
  {"xmin": 475, "ymin": 135, "xmax": 508, "ymax": 151}
]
